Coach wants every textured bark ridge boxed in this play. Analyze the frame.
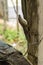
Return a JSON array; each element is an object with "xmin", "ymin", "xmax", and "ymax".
[
  {"xmin": 18, "ymin": 0, "xmax": 39, "ymax": 65},
  {"xmin": 0, "ymin": 41, "xmax": 31, "ymax": 65}
]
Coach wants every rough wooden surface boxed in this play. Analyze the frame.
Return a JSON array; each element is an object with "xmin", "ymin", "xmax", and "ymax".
[{"xmin": 19, "ymin": 0, "xmax": 39, "ymax": 65}]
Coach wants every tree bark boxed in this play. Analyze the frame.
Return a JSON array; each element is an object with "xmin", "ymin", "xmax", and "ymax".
[{"xmin": 18, "ymin": 0, "xmax": 39, "ymax": 65}]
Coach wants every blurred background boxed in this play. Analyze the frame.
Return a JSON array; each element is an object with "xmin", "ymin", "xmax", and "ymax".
[{"xmin": 0, "ymin": 0, "xmax": 27, "ymax": 56}]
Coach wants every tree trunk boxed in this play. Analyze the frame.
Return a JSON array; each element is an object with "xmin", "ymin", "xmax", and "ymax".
[
  {"xmin": 38, "ymin": 0, "xmax": 43, "ymax": 65},
  {"xmin": 18, "ymin": 0, "xmax": 39, "ymax": 65}
]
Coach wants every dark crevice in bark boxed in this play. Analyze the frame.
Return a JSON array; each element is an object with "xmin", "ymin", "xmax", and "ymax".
[{"xmin": 0, "ymin": 61, "xmax": 10, "ymax": 65}]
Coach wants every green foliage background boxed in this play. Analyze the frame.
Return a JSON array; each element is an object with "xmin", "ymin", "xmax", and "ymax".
[{"xmin": 0, "ymin": 24, "xmax": 27, "ymax": 55}]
